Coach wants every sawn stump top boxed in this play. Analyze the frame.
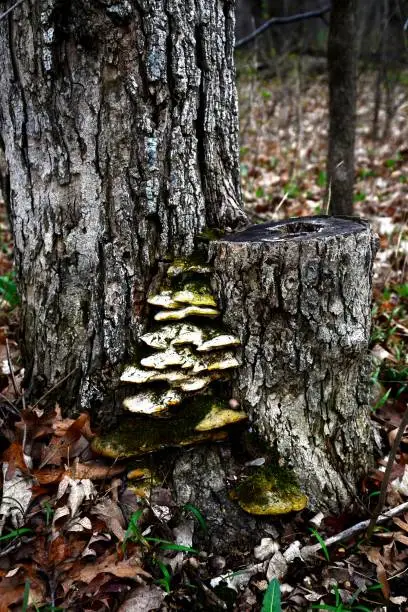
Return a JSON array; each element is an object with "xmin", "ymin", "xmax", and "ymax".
[{"xmin": 224, "ymin": 215, "xmax": 368, "ymax": 243}]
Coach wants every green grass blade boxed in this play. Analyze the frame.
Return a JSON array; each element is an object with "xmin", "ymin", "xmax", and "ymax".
[
  {"xmin": 0, "ymin": 527, "xmax": 33, "ymax": 542},
  {"xmin": 309, "ymin": 527, "xmax": 330, "ymax": 561},
  {"xmin": 183, "ymin": 503, "xmax": 208, "ymax": 534},
  {"xmin": 145, "ymin": 537, "xmax": 198, "ymax": 553},
  {"xmin": 154, "ymin": 559, "xmax": 171, "ymax": 593},
  {"xmin": 22, "ymin": 579, "xmax": 30, "ymax": 612},
  {"xmin": 261, "ymin": 578, "xmax": 281, "ymax": 612}
]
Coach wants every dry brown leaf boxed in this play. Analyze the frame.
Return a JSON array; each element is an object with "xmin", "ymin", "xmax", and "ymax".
[
  {"xmin": 393, "ymin": 516, "xmax": 408, "ymax": 533},
  {"xmin": 91, "ymin": 498, "xmax": 126, "ymax": 541},
  {"xmin": 375, "ymin": 560, "xmax": 390, "ymax": 600},
  {"xmin": 393, "ymin": 532, "xmax": 408, "ymax": 546},
  {"xmin": 371, "ymin": 344, "xmax": 398, "ymax": 363},
  {"xmin": 118, "ymin": 585, "xmax": 165, "ymax": 612},
  {"xmin": 39, "ymin": 413, "xmax": 93, "ymax": 468},
  {"xmin": 0, "ymin": 582, "xmax": 25, "ymax": 612},
  {"xmin": 32, "ymin": 467, "xmax": 65, "ymax": 485},
  {"xmin": 69, "ymin": 462, "xmax": 125, "ymax": 481},
  {"xmin": 66, "ymin": 551, "xmax": 150, "ymax": 589},
  {"xmin": 2, "ymin": 442, "xmax": 29, "ymax": 478},
  {"xmin": 49, "ymin": 534, "xmax": 68, "ymax": 565}
]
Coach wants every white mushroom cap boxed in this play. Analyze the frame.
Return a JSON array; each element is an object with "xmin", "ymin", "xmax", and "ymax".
[
  {"xmin": 123, "ymin": 389, "xmax": 182, "ymax": 415},
  {"xmin": 195, "ymin": 405, "xmax": 248, "ymax": 431},
  {"xmin": 196, "ymin": 334, "xmax": 240, "ymax": 352},
  {"xmin": 141, "ymin": 348, "xmax": 195, "ymax": 370},
  {"xmin": 155, "ymin": 306, "xmax": 219, "ymax": 321},
  {"xmin": 147, "ymin": 291, "xmax": 180, "ymax": 309}
]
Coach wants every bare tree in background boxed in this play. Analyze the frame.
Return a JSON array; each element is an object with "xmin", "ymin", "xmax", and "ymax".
[{"xmin": 327, "ymin": 0, "xmax": 357, "ymax": 215}]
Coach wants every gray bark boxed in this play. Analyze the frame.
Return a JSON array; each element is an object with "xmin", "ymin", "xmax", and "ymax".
[
  {"xmin": 0, "ymin": 0, "xmax": 247, "ymax": 411},
  {"xmin": 211, "ymin": 216, "xmax": 378, "ymax": 513},
  {"xmin": 326, "ymin": 0, "xmax": 357, "ymax": 216}
]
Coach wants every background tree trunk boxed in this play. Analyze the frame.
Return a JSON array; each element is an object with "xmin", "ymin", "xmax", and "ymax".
[
  {"xmin": 0, "ymin": 0, "xmax": 247, "ymax": 412},
  {"xmin": 326, "ymin": 0, "xmax": 357, "ymax": 216},
  {"xmin": 211, "ymin": 216, "xmax": 378, "ymax": 513}
]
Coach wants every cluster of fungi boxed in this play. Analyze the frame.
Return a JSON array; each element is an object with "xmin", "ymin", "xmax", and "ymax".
[
  {"xmin": 93, "ymin": 259, "xmax": 308, "ymax": 515},
  {"xmin": 93, "ymin": 260, "xmax": 247, "ymax": 456}
]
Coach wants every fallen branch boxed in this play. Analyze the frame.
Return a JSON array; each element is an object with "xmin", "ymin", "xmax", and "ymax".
[
  {"xmin": 301, "ymin": 500, "xmax": 408, "ymax": 560},
  {"xmin": 235, "ymin": 4, "xmax": 331, "ymax": 49},
  {"xmin": 208, "ymin": 501, "xmax": 408, "ymax": 591},
  {"xmin": 0, "ymin": 0, "xmax": 25, "ymax": 21}
]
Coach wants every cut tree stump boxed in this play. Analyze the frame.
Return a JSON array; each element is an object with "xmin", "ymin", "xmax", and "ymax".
[{"xmin": 210, "ymin": 216, "xmax": 379, "ymax": 513}]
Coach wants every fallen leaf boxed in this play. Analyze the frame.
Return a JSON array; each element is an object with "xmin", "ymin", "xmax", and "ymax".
[
  {"xmin": 81, "ymin": 533, "xmax": 112, "ymax": 558},
  {"xmin": 371, "ymin": 344, "xmax": 398, "ymax": 363},
  {"xmin": 39, "ymin": 413, "xmax": 93, "ymax": 468},
  {"xmin": 118, "ymin": 585, "xmax": 166, "ymax": 612},
  {"xmin": 0, "ymin": 463, "xmax": 33, "ymax": 534},
  {"xmin": 2, "ymin": 442, "xmax": 30, "ymax": 478},
  {"xmin": 91, "ymin": 498, "xmax": 126, "ymax": 541},
  {"xmin": 376, "ymin": 559, "xmax": 390, "ymax": 600},
  {"xmin": 57, "ymin": 476, "xmax": 95, "ymax": 517},
  {"xmin": 49, "ymin": 534, "xmax": 68, "ymax": 565},
  {"xmin": 69, "ymin": 461, "xmax": 125, "ymax": 481},
  {"xmin": 68, "ymin": 551, "xmax": 150, "ymax": 585}
]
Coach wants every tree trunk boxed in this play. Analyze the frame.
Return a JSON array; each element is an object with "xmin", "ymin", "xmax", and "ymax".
[
  {"xmin": 211, "ymin": 216, "xmax": 378, "ymax": 513},
  {"xmin": 326, "ymin": 0, "xmax": 357, "ymax": 216},
  {"xmin": 0, "ymin": 0, "xmax": 247, "ymax": 412}
]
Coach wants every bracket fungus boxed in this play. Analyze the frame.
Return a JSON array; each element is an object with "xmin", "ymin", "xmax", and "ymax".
[
  {"xmin": 123, "ymin": 389, "xmax": 182, "ymax": 416},
  {"xmin": 93, "ymin": 258, "xmax": 243, "ymax": 456},
  {"xmin": 154, "ymin": 305, "xmax": 220, "ymax": 321},
  {"xmin": 92, "ymin": 398, "xmax": 237, "ymax": 458}
]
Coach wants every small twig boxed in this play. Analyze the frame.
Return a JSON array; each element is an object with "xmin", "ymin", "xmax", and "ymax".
[
  {"xmin": 274, "ymin": 191, "xmax": 289, "ymax": 215},
  {"xmin": 301, "ymin": 500, "xmax": 408, "ymax": 560},
  {"xmin": 367, "ymin": 401, "xmax": 408, "ymax": 539},
  {"xmin": 324, "ymin": 178, "xmax": 332, "ymax": 215},
  {"xmin": 32, "ymin": 367, "xmax": 78, "ymax": 408},
  {"xmin": 5, "ymin": 338, "xmax": 19, "ymax": 398},
  {"xmin": 0, "ymin": 0, "xmax": 25, "ymax": 21},
  {"xmin": 0, "ymin": 392, "xmax": 20, "ymax": 416}
]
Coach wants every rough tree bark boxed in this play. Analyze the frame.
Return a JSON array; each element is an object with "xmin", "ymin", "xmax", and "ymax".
[
  {"xmin": 211, "ymin": 217, "xmax": 378, "ymax": 513},
  {"xmin": 326, "ymin": 0, "xmax": 357, "ymax": 216},
  {"xmin": 0, "ymin": 0, "xmax": 247, "ymax": 410}
]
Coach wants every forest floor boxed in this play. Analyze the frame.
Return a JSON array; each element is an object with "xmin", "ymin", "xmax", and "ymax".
[{"xmin": 0, "ymin": 68, "xmax": 406, "ymax": 611}]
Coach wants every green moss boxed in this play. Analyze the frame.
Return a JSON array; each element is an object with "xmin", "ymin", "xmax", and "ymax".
[
  {"xmin": 167, "ymin": 256, "xmax": 211, "ymax": 278},
  {"xmin": 236, "ymin": 466, "xmax": 308, "ymax": 516},
  {"xmin": 173, "ymin": 280, "xmax": 217, "ymax": 307},
  {"xmin": 92, "ymin": 396, "xmax": 232, "ymax": 459},
  {"xmin": 197, "ymin": 228, "xmax": 226, "ymax": 242}
]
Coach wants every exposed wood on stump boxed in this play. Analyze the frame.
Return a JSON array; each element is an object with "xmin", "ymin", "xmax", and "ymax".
[
  {"xmin": 0, "ymin": 0, "xmax": 247, "ymax": 410},
  {"xmin": 210, "ymin": 216, "xmax": 378, "ymax": 513}
]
